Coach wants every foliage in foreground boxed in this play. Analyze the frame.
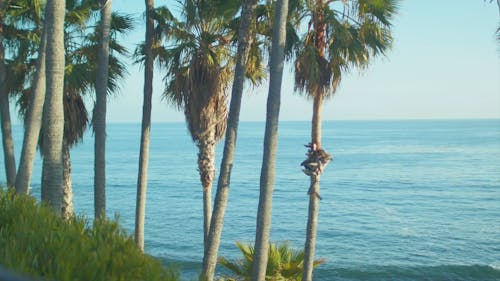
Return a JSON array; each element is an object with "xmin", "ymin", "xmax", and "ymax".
[
  {"xmin": 218, "ymin": 242, "xmax": 325, "ymax": 281},
  {"xmin": 0, "ymin": 189, "xmax": 179, "ymax": 281}
]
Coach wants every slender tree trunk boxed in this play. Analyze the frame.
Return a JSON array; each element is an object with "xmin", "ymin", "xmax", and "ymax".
[
  {"xmin": 311, "ymin": 94, "xmax": 322, "ymax": 148},
  {"xmin": 0, "ymin": 3, "xmax": 17, "ymax": 188},
  {"xmin": 41, "ymin": 0, "xmax": 66, "ymax": 214},
  {"xmin": 250, "ymin": 0, "xmax": 288, "ymax": 279},
  {"xmin": 94, "ymin": 0, "xmax": 112, "ymax": 219},
  {"xmin": 201, "ymin": 0, "xmax": 258, "ymax": 279},
  {"xmin": 197, "ymin": 136, "xmax": 216, "ymax": 249},
  {"xmin": 62, "ymin": 142, "xmax": 74, "ymax": 220},
  {"xmin": 0, "ymin": 80, "xmax": 16, "ymax": 188},
  {"xmin": 302, "ymin": 93, "xmax": 323, "ymax": 281},
  {"xmin": 15, "ymin": 27, "xmax": 47, "ymax": 195},
  {"xmin": 0, "ymin": 88, "xmax": 15, "ymax": 188},
  {"xmin": 135, "ymin": 0, "xmax": 154, "ymax": 252}
]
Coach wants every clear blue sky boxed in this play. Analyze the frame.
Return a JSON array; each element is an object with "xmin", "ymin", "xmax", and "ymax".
[{"xmin": 12, "ymin": 0, "xmax": 500, "ymax": 123}]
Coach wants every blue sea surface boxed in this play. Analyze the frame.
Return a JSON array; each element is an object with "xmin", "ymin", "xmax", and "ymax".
[{"xmin": 1, "ymin": 119, "xmax": 500, "ymax": 280}]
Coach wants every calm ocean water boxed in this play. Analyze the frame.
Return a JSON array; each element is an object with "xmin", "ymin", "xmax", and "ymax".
[{"xmin": 1, "ymin": 119, "xmax": 500, "ymax": 280}]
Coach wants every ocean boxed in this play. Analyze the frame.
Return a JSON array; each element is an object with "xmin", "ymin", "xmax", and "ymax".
[{"xmin": 1, "ymin": 119, "xmax": 499, "ymax": 280}]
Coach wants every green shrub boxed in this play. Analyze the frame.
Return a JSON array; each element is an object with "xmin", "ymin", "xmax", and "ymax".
[
  {"xmin": 0, "ymin": 189, "xmax": 179, "ymax": 281},
  {"xmin": 218, "ymin": 242, "xmax": 325, "ymax": 281}
]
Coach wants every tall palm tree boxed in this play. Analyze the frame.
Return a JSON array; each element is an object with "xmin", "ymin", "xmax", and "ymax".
[
  {"xmin": 292, "ymin": 1, "xmax": 397, "ymax": 280},
  {"xmin": 159, "ymin": 0, "xmax": 243, "ymax": 253},
  {"xmin": 251, "ymin": 0, "xmax": 289, "ymax": 279},
  {"xmin": 0, "ymin": 0, "xmax": 46, "ymax": 194},
  {"xmin": 61, "ymin": 5, "xmax": 130, "ymax": 219},
  {"xmin": 0, "ymin": 0, "xmax": 46, "ymax": 195},
  {"xmin": 14, "ymin": 0, "xmax": 129, "ymax": 218},
  {"xmin": 201, "ymin": 0, "xmax": 261, "ymax": 279},
  {"xmin": 0, "ymin": 0, "xmax": 17, "ymax": 188},
  {"xmin": 60, "ymin": 93, "xmax": 88, "ymax": 219},
  {"xmin": 41, "ymin": 0, "xmax": 66, "ymax": 213},
  {"xmin": 135, "ymin": 0, "xmax": 157, "ymax": 252},
  {"xmin": 94, "ymin": 0, "xmax": 112, "ymax": 219},
  {"xmin": 15, "ymin": 5, "xmax": 46, "ymax": 195}
]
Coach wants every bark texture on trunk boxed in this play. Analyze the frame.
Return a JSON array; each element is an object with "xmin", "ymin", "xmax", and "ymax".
[
  {"xmin": 201, "ymin": 0, "xmax": 258, "ymax": 279},
  {"xmin": 250, "ymin": 0, "xmax": 288, "ymax": 279},
  {"xmin": 0, "ymin": 6, "xmax": 17, "ymax": 187},
  {"xmin": 135, "ymin": 0, "xmax": 154, "ymax": 252},
  {"xmin": 0, "ymin": 85, "xmax": 16, "ymax": 188},
  {"xmin": 302, "ymin": 93, "xmax": 328, "ymax": 281},
  {"xmin": 94, "ymin": 0, "xmax": 112, "ymax": 219},
  {"xmin": 311, "ymin": 94, "xmax": 322, "ymax": 148},
  {"xmin": 62, "ymin": 143, "xmax": 74, "ymax": 220},
  {"xmin": 41, "ymin": 0, "xmax": 66, "ymax": 214},
  {"xmin": 197, "ymin": 136, "xmax": 216, "ymax": 249},
  {"xmin": 16, "ymin": 28, "xmax": 47, "ymax": 195},
  {"xmin": 302, "ymin": 174, "xmax": 320, "ymax": 281},
  {"xmin": 303, "ymin": 3, "xmax": 328, "ymax": 268}
]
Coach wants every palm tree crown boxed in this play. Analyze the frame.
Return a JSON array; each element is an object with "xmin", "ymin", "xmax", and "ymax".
[
  {"xmin": 160, "ymin": 0, "xmax": 241, "ymax": 143},
  {"xmin": 294, "ymin": 0, "xmax": 397, "ymax": 97}
]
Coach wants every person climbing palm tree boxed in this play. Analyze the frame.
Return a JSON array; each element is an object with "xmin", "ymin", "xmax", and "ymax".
[{"xmin": 292, "ymin": 1, "xmax": 398, "ymax": 280}]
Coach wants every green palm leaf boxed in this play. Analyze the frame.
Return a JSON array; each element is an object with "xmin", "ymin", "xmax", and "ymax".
[{"xmin": 219, "ymin": 242, "xmax": 324, "ymax": 281}]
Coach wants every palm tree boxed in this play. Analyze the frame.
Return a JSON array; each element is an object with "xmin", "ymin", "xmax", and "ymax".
[
  {"xmin": 94, "ymin": 0, "xmax": 112, "ymax": 219},
  {"xmin": 0, "ymin": 0, "xmax": 17, "ymax": 188},
  {"xmin": 219, "ymin": 242, "xmax": 325, "ymax": 281},
  {"xmin": 250, "ymin": 0, "xmax": 289, "ymax": 280},
  {"xmin": 60, "ymin": 93, "xmax": 88, "ymax": 219},
  {"xmin": 62, "ymin": 5, "xmax": 129, "ymax": 219},
  {"xmin": 159, "ymin": 0, "xmax": 243, "ymax": 253},
  {"xmin": 201, "ymin": 0, "xmax": 261, "ymax": 278},
  {"xmin": 41, "ymin": 0, "xmax": 66, "ymax": 213},
  {"xmin": 14, "ymin": 3, "xmax": 46, "ymax": 195},
  {"xmin": 13, "ymin": 0, "xmax": 129, "ymax": 218},
  {"xmin": 291, "ymin": 1, "xmax": 397, "ymax": 280},
  {"xmin": 0, "ymin": 0, "xmax": 46, "ymax": 195},
  {"xmin": 135, "ymin": 0, "xmax": 156, "ymax": 251}
]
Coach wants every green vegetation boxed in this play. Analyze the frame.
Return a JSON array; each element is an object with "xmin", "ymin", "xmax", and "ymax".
[
  {"xmin": 218, "ymin": 242, "xmax": 325, "ymax": 281},
  {"xmin": 0, "ymin": 189, "xmax": 179, "ymax": 281}
]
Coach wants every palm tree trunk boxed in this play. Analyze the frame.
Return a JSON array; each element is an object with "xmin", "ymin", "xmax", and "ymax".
[
  {"xmin": 250, "ymin": 0, "xmax": 288, "ymax": 279},
  {"xmin": 197, "ymin": 136, "xmax": 216, "ymax": 250},
  {"xmin": 135, "ymin": 0, "xmax": 154, "ymax": 251},
  {"xmin": 41, "ymin": 0, "xmax": 66, "ymax": 213},
  {"xmin": 0, "ymin": 4, "xmax": 17, "ymax": 188},
  {"xmin": 311, "ymin": 94, "xmax": 322, "ymax": 148},
  {"xmin": 62, "ymin": 142, "xmax": 74, "ymax": 220},
  {"xmin": 0, "ymin": 92, "xmax": 16, "ymax": 188},
  {"xmin": 201, "ymin": 0, "xmax": 258, "ymax": 279},
  {"xmin": 0, "ymin": 84, "xmax": 16, "ymax": 189},
  {"xmin": 94, "ymin": 0, "xmax": 112, "ymax": 219},
  {"xmin": 302, "ymin": 93, "xmax": 323, "ymax": 281},
  {"xmin": 15, "ymin": 27, "xmax": 47, "ymax": 195}
]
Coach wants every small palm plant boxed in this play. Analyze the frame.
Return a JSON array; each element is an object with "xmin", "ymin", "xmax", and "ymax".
[{"xmin": 218, "ymin": 242, "xmax": 325, "ymax": 281}]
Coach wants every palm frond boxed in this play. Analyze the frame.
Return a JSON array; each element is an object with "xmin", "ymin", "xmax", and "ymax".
[
  {"xmin": 63, "ymin": 93, "xmax": 89, "ymax": 148},
  {"xmin": 219, "ymin": 242, "xmax": 324, "ymax": 281},
  {"xmin": 292, "ymin": 0, "xmax": 398, "ymax": 98},
  {"xmin": 109, "ymin": 12, "xmax": 135, "ymax": 35}
]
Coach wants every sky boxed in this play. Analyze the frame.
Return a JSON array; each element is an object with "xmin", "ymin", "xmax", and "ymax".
[{"xmin": 11, "ymin": 0, "xmax": 500, "ymax": 123}]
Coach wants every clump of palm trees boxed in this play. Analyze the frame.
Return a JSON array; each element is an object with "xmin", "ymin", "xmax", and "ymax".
[
  {"xmin": 0, "ymin": 0, "xmax": 399, "ymax": 280},
  {"xmin": 0, "ymin": 0, "xmax": 131, "ymax": 220}
]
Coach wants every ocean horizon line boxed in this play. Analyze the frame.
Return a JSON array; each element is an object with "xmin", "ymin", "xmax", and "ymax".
[
  {"xmin": 102, "ymin": 117, "xmax": 500, "ymax": 125},
  {"xmin": 10, "ymin": 117, "xmax": 500, "ymax": 126}
]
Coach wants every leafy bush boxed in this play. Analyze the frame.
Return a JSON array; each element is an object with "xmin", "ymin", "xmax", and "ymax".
[
  {"xmin": 218, "ymin": 242, "xmax": 325, "ymax": 281},
  {"xmin": 0, "ymin": 189, "xmax": 179, "ymax": 281}
]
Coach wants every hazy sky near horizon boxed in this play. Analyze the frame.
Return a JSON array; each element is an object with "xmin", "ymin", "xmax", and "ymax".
[{"xmin": 11, "ymin": 0, "xmax": 500, "ymax": 123}]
